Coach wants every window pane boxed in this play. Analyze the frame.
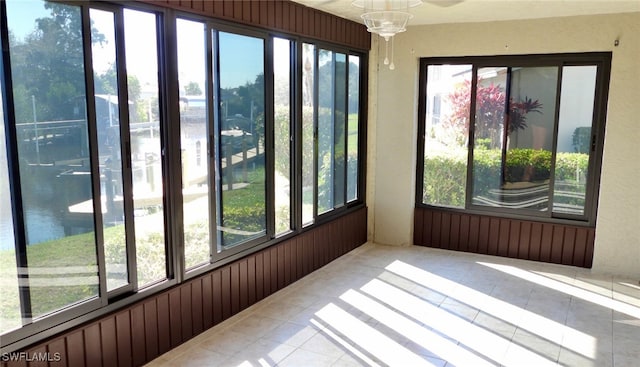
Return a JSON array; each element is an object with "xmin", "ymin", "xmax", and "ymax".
[
  {"xmin": 333, "ymin": 53, "xmax": 347, "ymax": 208},
  {"xmin": 7, "ymin": 0, "xmax": 99, "ymax": 318},
  {"xmin": 217, "ymin": 31, "xmax": 266, "ymax": 249},
  {"xmin": 317, "ymin": 49, "xmax": 334, "ymax": 214},
  {"xmin": 553, "ymin": 66, "xmax": 597, "ymax": 215},
  {"xmin": 347, "ymin": 55, "xmax": 359, "ymax": 203},
  {"xmin": 472, "ymin": 67, "xmax": 558, "ymax": 211},
  {"xmin": 274, "ymin": 38, "xmax": 292, "ymax": 235},
  {"xmin": 90, "ymin": 8, "xmax": 128, "ymax": 291},
  {"xmin": 177, "ymin": 19, "xmax": 211, "ymax": 269},
  {"xmin": 1, "ymin": 62, "xmax": 20, "ymax": 333},
  {"xmin": 423, "ymin": 64, "xmax": 471, "ymax": 208},
  {"xmin": 302, "ymin": 43, "xmax": 315, "ymax": 226},
  {"xmin": 123, "ymin": 9, "xmax": 166, "ymax": 287}
]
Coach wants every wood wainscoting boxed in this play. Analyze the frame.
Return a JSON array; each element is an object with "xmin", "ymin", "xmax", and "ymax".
[
  {"xmin": 139, "ymin": 0, "xmax": 371, "ymax": 51},
  {"xmin": 414, "ymin": 207, "xmax": 594, "ymax": 268},
  {"xmin": 5, "ymin": 208, "xmax": 367, "ymax": 367}
]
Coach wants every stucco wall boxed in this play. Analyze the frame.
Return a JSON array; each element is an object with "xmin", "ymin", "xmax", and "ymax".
[{"xmin": 367, "ymin": 12, "xmax": 640, "ymax": 278}]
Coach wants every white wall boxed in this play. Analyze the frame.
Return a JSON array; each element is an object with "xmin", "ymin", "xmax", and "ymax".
[{"xmin": 367, "ymin": 12, "xmax": 640, "ymax": 278}]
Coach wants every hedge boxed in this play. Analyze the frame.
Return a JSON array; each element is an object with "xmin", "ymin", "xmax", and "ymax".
[{"xmin": 423, "ymin": 148, "xmax": 589, "ymax": 207}]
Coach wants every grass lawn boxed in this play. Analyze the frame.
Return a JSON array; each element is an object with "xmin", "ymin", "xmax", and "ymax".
[{"xmin": 0, "ymin": 229, "xmax": 100, "ymax": 331}]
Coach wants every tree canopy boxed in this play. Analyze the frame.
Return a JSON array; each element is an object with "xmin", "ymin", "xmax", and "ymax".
[{"xmin": 8, "ymin": 2, "xmax": 104, "ymax": 123}]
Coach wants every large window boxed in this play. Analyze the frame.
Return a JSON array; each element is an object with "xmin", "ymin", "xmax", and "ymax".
[
  {"xmin": 216, "ymin": 30, "xmax": 267, "ymax": 251},
  {"xmin": 4, "ymin": 0, "xmax": 100, "ymax": 334},
  {"xmin": 417, "ymin": 54, "xmax": 611, "ymax": 225},
  {"xmin": 123, "ymin": 9, "xmax": 168, "ymax": 288},
  {"xmin": 1, "ymin": 0, "xmax": 366, "ymax": 349},
  {"xmin": 306, "ymin": 46, "xmax": 363, "ymax": 219}
]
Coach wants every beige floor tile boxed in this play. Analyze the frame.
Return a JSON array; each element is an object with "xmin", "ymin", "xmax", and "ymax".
[
  {"xmin": 221, "ymin": 338, "xmax": 296, "ymax": 366},
  {"xmin": 558, "ymin": 347, "xmax": 613, "ymax": 367},
  {"xmin": 143, "ymin": 244, "xmax": 638, "ymax": 367},
  {"xmin": 277, "ymin": 348, "xmax": 340, "ymax": 367},
  {"xmin": 262, "ymin": 321, "xmax": 319, "ymax": 347},
  {"xmin": 166, "ymin": 345, "xmax": 231, "ymax": 367},
  {"xmin": 299, "ymin": 332, "xmax": 348, "ymax": 359}
]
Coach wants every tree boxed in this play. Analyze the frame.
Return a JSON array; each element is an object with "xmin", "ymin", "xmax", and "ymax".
[
  {"xmin": 9, "ymin": 2, "xmax": 105, "ymax": 123},
  {"xmin": 184, "ymin": 82, "xmax": 202, "ymax": 96}
]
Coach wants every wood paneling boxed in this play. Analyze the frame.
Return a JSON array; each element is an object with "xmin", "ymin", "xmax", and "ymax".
[
  {"xmin": 138, "ymin": 0, "xmax": 370, "ymax": 50},
  {"xmin": 47, "ymin": 339, "xmax": 67, "ymax": 367},
  {"xmin": 66, "ymin": 330, "xmax": 84, "ymax": 367},
  {"xmin": 12, "ymin": 209, "xmax": 366, "ymax": 367},
  {"xmin": 414, "ymin": 207, "xmax": 595, "ymax": 268},
  {"xmin": 84, "ymin": 323, "xmax": 102, "ymax": 367},
  {"xmin": 115, "ymin": 311, "xmax": 133, "ymax": 367}
]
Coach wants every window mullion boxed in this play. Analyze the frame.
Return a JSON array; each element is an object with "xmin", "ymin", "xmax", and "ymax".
[
  {"xmin": 206, "ymin": 26, "xmax": 218, "ymax": 264},
  {"xmin": 0, "ymin": 0, "xmax": 32, "ymax": 324},
  {"xmin": 162, "ymin": 9, "xmax": 183, "ymax": 282},
  {"xmin": 465, "ymin": 66, "xmax": 479, "ymax": 210},
  {"xmin": 500, "ymin": 67, "xmax": 512, "ymax": 190},
  {"xmin": 312, "ymin": 47, "xmax": 319, "ymax": 220},
  {"xmin": 342, "ymin": 58, "xmax": 349, "ymax": 207},
  {"xmin": 81, "ymin": 4, "xmax": 107, "ymax": 304},
  {"xmin": 548, "ymin": 65, "xmax": 564, "ymax": 216},
  {"xmin": 211, "ymin": 27, "xmax": 224, "ymax": 261},
  {"xmin": 293, "ymin": 41, "xmax": 304, "ymax": 231},
  {"xmin": 265, "ymin": 36, "xmax": 275, "ymax": 239},
  {"xmin": 113, "ymin": 7, "xmax": 138, "ymax": 292}
]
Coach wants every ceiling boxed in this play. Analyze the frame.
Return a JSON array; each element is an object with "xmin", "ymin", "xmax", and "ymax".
[{"xmin": 291, "ymin": 0, "xmax": 640, "ymax": 26}]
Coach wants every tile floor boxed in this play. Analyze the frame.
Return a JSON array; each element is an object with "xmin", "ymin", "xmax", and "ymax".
[{"xmin": 145, "ymin": 243, "xmax": 640, "ymax": 366}]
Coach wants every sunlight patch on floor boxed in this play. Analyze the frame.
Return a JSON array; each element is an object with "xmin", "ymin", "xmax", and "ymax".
[
  {"xmin": 479, "ymin": 262, "xmax": 640, "ymax": 319},
  {"xmin": 314, "ymin": 303, "xmax": 434, "ymax": 366},
  {"xmin": 386, "ymin": 260, "xmax": 597, "ymax": 358},
  {"xmin": 339, "ymin": 288, "xmax": 496, "ymax": 367}
]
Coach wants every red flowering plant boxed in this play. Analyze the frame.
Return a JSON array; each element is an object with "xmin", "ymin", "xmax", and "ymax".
[{"xmin": 444, "ymin": 79, "xmax": 542, "ymax": 148}]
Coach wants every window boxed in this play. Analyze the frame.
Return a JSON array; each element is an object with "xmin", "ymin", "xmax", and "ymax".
[
  {"xmin": 90, "ymin": 8, "xmax": 128, "ymax": 292},
  {"xmin": 4, "ymin": 0, "xmax": 100, "ymax": 332},
  {"xmin": 274, "ymin": 37, "xmax": 293, "ymax": 235},
  {"xmin": 347, "ymin": 55, "xmax": 360, "ymax": 203},
  {"xmin": 0, "ymin": 45, "xmax": 20, "ymax": 334},
  {"xmin": 306, "ymin": 46, "xmax": 363, "ymax": 219},
  {"xmin": 301, "ymin": 43, "xmax": 316, "ymax": 226},
  {"xmin": 177, "ymin": 18, "xmax": 211, "ymax": 270},
  {"xmin": 216, "ymin": 30, "xmax": 267, "ymax": 251},
  {"xmin": 123, "ymin": 9, "xmax": 168, "ymax": 287},
  {"xmin": 417, "ymin": 54, "xmax": 611, "ymax": 225},
  {"xmin": 420, "ymin": 64, "xmax": 471, "ymax": 209},
  {"xmin": 1, "ymin": 0, "xmax": 366, "ymax": 348}
]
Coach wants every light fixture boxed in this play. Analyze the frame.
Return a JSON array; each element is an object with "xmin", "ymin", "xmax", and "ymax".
[{"xmin": 352, "ymin": 0, "xmax": 422, "ymax": 70}]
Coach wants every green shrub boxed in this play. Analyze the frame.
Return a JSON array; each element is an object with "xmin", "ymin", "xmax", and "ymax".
[
  {"xmin": 504, "ymin": 149, "xmax": 552, "ymax": 182},
  {"xmin": 221, "ymin": 203, "xmax": 266, "ymax": 246},
  {"xmin": 424, "ymin": 149, "xmax": 588, "ymax": 203},
  {"xmin": 472, "ymin": 148, "xmax": 502, "ymax": 196},
  {"xmin": 555, "ymin": 152, "xmax": 588, "ymax": 183},
  {"xmin": 423, "ymin": 150, "xmax": 468, "ymax": 207}
]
